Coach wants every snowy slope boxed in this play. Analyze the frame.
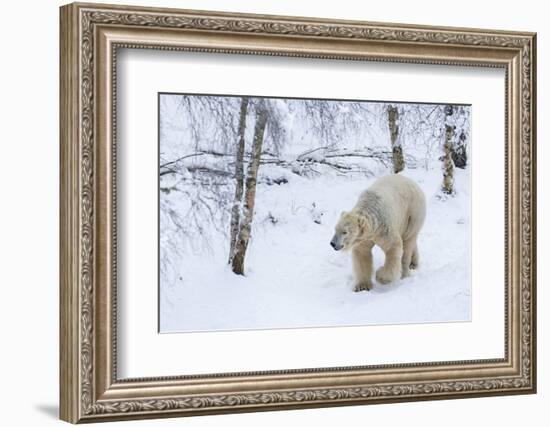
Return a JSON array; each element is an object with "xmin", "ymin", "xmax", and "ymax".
[{"xmin": 160, "ymin": 167, "xmax": 471, "ymax": 333}]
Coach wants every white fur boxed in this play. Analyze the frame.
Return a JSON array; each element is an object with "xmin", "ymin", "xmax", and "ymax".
[{"xmin": 331, "ymin": 174, "xmax": 426, "ymax": 291}]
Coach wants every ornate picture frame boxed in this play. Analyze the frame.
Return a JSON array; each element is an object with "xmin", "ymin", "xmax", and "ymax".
[{"xmin": 60, "ymin": 2, "xmax": 536, "ymax": 423}]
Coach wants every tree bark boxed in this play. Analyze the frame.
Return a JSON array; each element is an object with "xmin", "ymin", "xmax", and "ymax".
[
  {"xmin": 387, "ymin": 105, "xmax": 405, "ymax": 173},
  {"xmin": 228, "ymin": 97, "xmax": 249, "ymax": 264},
  {"xmin": 451, "ymin": 130, "xmax": 468, "ymax": 169},
  {"xmin": 231, "ymin": 107, "xmax": 268, "ymax": 275},
  {"xmin": 442, "ymin": 105, "xmax": 455, "ymax": 195}
]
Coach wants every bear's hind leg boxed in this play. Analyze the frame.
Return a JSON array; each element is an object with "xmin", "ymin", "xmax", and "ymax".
[
  {"xmin": 352, "ymin": 241, "xmax": 374, "ymax": 292},
  {"xmin": 410, "ymin": 242, "xmax": 419, "ymax": 270},
  {"xmin": 401, "ymin": 237, "xmax": 417, "ymax": 278}
]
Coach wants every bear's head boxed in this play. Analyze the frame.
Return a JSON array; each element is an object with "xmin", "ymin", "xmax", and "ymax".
[{"xmin": 330, "ymin": 211, "xmax": 367, "ymax": 251}]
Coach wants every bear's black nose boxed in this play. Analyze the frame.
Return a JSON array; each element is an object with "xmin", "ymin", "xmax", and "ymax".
[{"xmin": 330, "ymin": 241, "xmax": 336, "ymax": 249}]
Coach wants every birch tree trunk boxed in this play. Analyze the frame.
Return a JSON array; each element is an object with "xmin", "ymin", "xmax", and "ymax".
[
  {"xmin": 231, "ymin": 107, "xmax": 268, "ymax": 275},
  {"xmin": 442, "ymin": 105, "xmax": 455, "ymax": 195},
  {"xmin": 451, "ymin": 130, "xmax": 468, "ymax": 169},
  {"xmin": 387, "ymin": 105, "xmax": 405, "ymax": 173},
  {"xmin": 228, "ymin": 97, "xmax": 249, "ymax": 264}
]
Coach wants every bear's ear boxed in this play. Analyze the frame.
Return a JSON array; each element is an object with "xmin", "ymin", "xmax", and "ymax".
[{"xmin": 355, "ymin": 214, "xmax": 367, "ymax": 230}]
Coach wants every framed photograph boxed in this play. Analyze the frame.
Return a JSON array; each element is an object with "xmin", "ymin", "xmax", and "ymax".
[{"xmin": 60, "ymin": 2, "xmax": 537, "ymax": 423}]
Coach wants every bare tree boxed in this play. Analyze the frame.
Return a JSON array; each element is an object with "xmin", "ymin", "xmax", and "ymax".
[
  {"xmin": 228, "ymin": 97, "xmax": 249, "ymax": 264},
  {"xmin": 450, "ymin": 106, "xmax": 469, "ymax": 169},
  {"xmin": 387, "ymin": 105, "xmax": 405, "ymax": 173},
  {"xmin": 231, "ymin": 103, "xmax": 269, "ymax": 275},
  {"xmin": 301, "ymin": 99, "xmax": 343, "ymax": 148},
  {"xmin": 159, "ymin": 95, "xmax": 240, "ymax": 283},
  {"xmin": 452, "ymin": 130, "xmax": 468, "ymax": 169},
  {"xmin": 441, "ymin": 105, "xmax": 455, "ymax": 195}
]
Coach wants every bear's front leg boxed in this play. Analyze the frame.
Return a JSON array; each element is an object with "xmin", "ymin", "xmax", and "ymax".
[
  {"xmin": 376, "ymin": 238, "xmax": 403, "ymax": 284},
  {"xmin": 352, "ymin": 241, "xmax": 374, "ymax": 292}
]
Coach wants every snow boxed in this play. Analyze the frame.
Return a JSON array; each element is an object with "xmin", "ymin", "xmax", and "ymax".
[
  {"xmin": 158, "ymin": 94, "xmax": 471, "ymax": 333},
  {"xmin": 160, "ymin": 167, "xmax": 471, "ymax": 333}
]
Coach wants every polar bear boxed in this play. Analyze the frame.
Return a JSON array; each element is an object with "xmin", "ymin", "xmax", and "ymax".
[{"xmin": 330, "ymin": 174, "xmax": 426, "ymax": 292}]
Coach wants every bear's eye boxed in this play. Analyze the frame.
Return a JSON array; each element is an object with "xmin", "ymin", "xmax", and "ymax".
[{"xmin": 342, "ymin": 231, "xmax": 348, "ymax": 235}]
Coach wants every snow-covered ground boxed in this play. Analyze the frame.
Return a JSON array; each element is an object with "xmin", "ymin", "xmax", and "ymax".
[{"xmin": 160, "ymin": 167, "xmax": 471, "ymax": 333}]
